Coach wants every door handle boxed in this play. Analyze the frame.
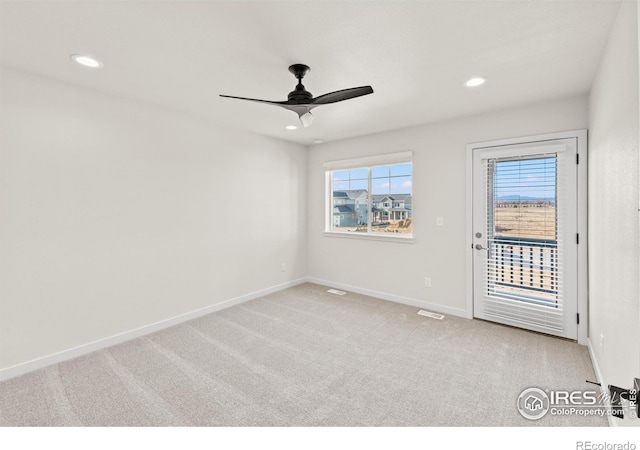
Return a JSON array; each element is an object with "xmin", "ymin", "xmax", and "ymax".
[{"xmin": 475, "ymin": 244, "xmax": 488, "ymax": 250}]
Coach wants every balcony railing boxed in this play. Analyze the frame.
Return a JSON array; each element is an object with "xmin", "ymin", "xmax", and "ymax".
[{"xmin": 486, "ymin": 236, "xmax": 558, "ymax": 308}]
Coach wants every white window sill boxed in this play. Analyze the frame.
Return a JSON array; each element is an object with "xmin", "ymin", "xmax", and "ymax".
[{"xmin": 323, "ymin": 231, "xmax": 415, "ymax": 243}]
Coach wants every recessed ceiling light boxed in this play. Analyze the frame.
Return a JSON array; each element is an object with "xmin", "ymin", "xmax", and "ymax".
[
  {"xmin": 312, "ymin": 139, "xmax": 324, "ymax": 144},
  {"xmin": 465, "ymin": 76, "xmax": 487, "ymax": 87},
  {"xmin": 285, "ymin": 125, "xmax": 298, "ymax": 130},
  {"xmin": 70, "ymin": 54, "xmax": 103, "ymax": 68}
]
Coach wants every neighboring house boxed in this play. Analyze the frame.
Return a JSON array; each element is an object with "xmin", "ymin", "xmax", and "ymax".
[
  {"xmin": 371, "ymin": 194, "xmax": 412, "ymax": 223},
  {"xmin": 334, "ymin": 191, "xmax": 412, "ymax": 227},
  {"xmin": 333, "ymin": 190, "xmax": 368, "ymax": 227},
  {"xmin": 333, "ymin": 205, "xmax": 356, "ymax": 227}
]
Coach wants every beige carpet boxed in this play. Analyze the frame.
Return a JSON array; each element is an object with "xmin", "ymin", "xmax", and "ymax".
[{"xmin": 0, "ymin": 283, "xmax": 606, "ymax": 426}]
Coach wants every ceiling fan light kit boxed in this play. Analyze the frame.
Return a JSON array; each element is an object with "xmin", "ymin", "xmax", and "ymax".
[{"xmin": 220, "ymin": 64, "xmax": 373, "ymax": 128}]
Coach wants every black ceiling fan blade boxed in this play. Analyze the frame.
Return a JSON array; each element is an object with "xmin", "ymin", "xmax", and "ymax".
[
  {"xmin": 219, "ymin": 94, "xmax": 287, "ymax": 106},
  {"xmin": 311, "ymin": 86, "xmax": 374, "ymax": 105},
  {"xmin": 221, "ymin": 94, "xmax": 314, "ymax": 126},
  {"xmin": 221, "ymin": 94, "xmax": 316, "ymax": 114}
]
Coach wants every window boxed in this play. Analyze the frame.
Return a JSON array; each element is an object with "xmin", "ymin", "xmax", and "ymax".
[{"xmin": 324, "ymin": 152, "xmax": 413, "ymax": 238}]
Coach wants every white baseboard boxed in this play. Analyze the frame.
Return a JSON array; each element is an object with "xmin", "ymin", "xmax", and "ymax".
[
  {"xmin": 305, "ymin": 277, "xmax": 468, "ymax": 318},
  {"xmin": 0, "ymin": 278, "xmax": 306, "ymax": 382},
  {"xmin": 587, "ymin": 337, "xmax": 615, "ymax": 427}
]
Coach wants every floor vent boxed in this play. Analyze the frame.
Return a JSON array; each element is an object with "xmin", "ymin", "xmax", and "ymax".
[
  {"xmin": 327, "ymin": 289, "xmax": 346, "ymax": 296},
  {"xmin": 417, "ymin": 310, "xmax": 445, "ymax": 320}
]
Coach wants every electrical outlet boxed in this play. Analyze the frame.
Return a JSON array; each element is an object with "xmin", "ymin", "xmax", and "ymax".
[
  {"xmin": 424, "ymin": 277, "xmax": 432, "ymax": 288},
  {"xmin": 281, "ymin": 263, "xmax": 286, "ymax": 272},
  {"xmin": 436, "ymin": 216, "xmax": 444, "ymax": 226}
]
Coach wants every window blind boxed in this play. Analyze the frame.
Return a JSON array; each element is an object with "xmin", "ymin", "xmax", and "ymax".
[{"xmin": 482, "ymin": 153, "xmax": 566, "ymax": 332}]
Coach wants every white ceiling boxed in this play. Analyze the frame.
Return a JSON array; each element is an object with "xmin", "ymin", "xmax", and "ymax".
[{"xmin": 0, "ymin": 1, "xmax": 622, "ymax": 145}]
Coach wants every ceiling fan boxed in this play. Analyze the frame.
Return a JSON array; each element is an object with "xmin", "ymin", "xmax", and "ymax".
[{"xmin": 220, "ymin": 64, "xmax": 373, "ymax": 127}]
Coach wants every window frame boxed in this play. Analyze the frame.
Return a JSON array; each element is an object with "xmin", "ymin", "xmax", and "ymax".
[{"xmin": 323, "ymin": 151, "xmax": 414, "ymax": 242}]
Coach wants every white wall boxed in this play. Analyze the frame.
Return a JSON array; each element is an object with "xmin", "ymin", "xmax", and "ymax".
[
  {"xmin": 588, "ymin": 0, "xmax": 640, "ymax": 426},
  {"xmin": 0, "ymin": 68, "xmax": 307, "ymax": 371},
  {"xmin": 307, "ymin": 96, "xmax": 588, "ymax": 315}
]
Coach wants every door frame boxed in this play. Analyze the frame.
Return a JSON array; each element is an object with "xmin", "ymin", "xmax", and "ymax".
[{"xmin": 465, "ymin": 129, "xmax": 588, "ymax": 344}]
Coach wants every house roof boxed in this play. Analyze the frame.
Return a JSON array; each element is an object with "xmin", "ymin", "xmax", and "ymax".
[
  {"xmin": 372, "ymin": 194, "xmax": 412, "ymax": 202},
  {"xmin": 333, "ymin": 205, "xmax": 354, "ymax": 213},
  {"xmin": 333, "ymin": 190, "xmax": 367, "ymax": 200},
  {"xmin": 393, "ymin": 194, "xmax": 412, "ymax": 202}
]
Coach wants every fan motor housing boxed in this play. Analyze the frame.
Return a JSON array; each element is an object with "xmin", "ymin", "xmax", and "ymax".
[
  {"xmin": 288, "ymin": 87, "xmax": 313, "ymax": 102},
  {"xmin": 287, "ymin": 64, "xmax": 313, "ymax": 102}
]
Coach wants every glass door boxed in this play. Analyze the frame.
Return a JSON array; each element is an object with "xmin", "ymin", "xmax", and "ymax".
[{"xmin": 472, "ymin": 139, "xmax": 578, "ymax": 339}]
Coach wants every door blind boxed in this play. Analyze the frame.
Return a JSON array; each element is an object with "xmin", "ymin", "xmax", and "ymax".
[{"xmin": 483, "ymin": 153, "xmax": 566, "ymax": 332}]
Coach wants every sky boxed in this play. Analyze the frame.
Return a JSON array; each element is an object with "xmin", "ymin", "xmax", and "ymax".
[
  {"xmin": 493, "ymin": 157, "xmax": 557, "ymax": 200},
  {"xmin": 332, "ymin": 163, "xmax": 412, "ymax": 195}
]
